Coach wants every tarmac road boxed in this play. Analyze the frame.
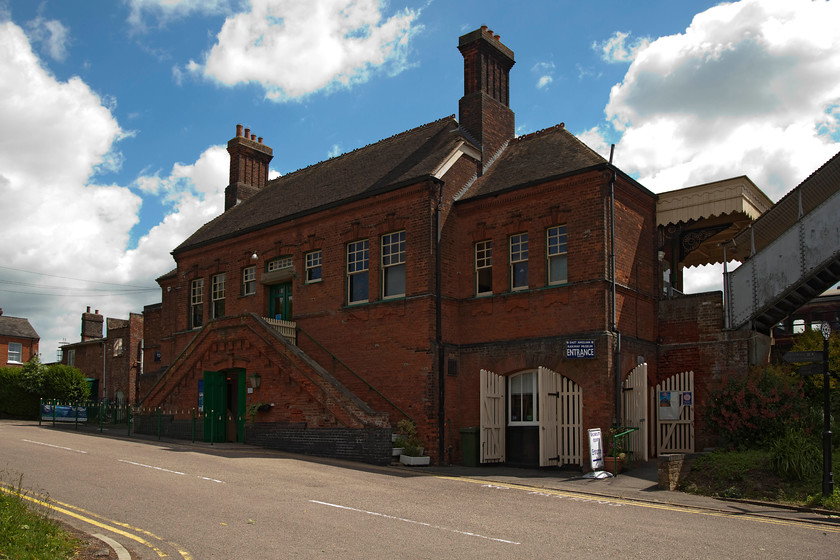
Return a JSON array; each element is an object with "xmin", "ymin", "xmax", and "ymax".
[{"xmin": 2, "ymin": 419, "xmax": 839, "ymax": 559}]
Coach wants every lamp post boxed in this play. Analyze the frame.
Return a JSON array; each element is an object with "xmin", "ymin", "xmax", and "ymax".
[{"xmin": 821, "ymin": 321, "xmax": 833, "ymax": 498}]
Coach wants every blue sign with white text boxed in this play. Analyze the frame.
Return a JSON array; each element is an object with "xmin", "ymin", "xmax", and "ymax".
[{"xmin": 566, "ymin": 340, "xmax": 596, "ymax": 359}]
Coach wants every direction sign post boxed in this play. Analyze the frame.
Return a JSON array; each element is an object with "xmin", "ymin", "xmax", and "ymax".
[
  {"xmin": 783, "ymin": 350, "xmax": 824, "ymax": 363},
  {"xmin": 821, "ymin": 322, "xmax": 833, "ymax": 498}
]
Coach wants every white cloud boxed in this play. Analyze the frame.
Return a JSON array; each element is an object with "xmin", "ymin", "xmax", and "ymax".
[
  {"xmin": 192, "ymin": 0, "xmax": 420, "ymax": 101},
  {"xmin": 593, "ymin": 31, "xmax": 650, "ymax": 63},
  {"xmin": 125, "ymin": 0, "xmax": 232, "ymax": 28},
  {"xmin": 26, "ymin": 17, "xmax": 70, "ymax": 61},
  {"xmin": 0, "ymin": 20, "xmax": 236, "ymax": 361},
  {"xmin": 591, "ymin": 0, "xmax": 840, "ymax": 202},
  {"xmin": 532, "ymin": 61, "xmax": 554, "ymax": 90}
]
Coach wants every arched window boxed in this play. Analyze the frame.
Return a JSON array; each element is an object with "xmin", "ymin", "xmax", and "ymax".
[{"xmin": 508, "ymin": 370, "xmax": 538, "ymax": 425}]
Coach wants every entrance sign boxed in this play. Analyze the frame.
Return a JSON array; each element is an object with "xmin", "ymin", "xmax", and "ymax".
[{"xmin": 567, "ymin": 340, "xmax": 595, "ymax": 359}]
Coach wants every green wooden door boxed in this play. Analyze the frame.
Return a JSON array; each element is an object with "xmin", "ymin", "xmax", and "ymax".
[
  {"xmin": 269, "ymin": 282, "xmax": 293, "ymax": 320},
  {"xmin": 203, "ymin": 370, "xmax": 226, "ymax": 443}
]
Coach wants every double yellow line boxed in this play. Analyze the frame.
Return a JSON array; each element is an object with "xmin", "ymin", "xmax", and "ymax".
[{"xmin": 0, "ymin": 484, "xmax": 192, "ymax": 558}]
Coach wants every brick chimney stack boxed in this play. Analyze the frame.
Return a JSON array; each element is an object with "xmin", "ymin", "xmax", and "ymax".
[
  {"xmin": 225, "ymin": 124, "xmax": 274, "ymax": 211},
  {"xmin": 81, "ymin": 307, "xmax": 103, "ymax": 341},
  {"xmin": 457, "ymin": 26, "xmax": 516, "ymax": 167}
]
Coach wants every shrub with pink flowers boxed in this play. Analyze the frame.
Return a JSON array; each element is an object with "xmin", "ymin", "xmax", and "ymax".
[{"xmin": 705, "ymin": 364, "xmax": 807, "ymax": 449}]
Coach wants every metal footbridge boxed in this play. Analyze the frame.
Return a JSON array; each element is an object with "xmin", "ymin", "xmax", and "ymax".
[{"xmin": 726, "ymin": 151, "xmax": 840, "ymax": 333}]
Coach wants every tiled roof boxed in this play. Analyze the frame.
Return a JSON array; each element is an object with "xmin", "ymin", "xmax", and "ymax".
[
  {"xmin": 458, "ymin": 124, "xmax": 608, "ymax": 201},
  {"xmin": 0, "ymin": 316, "xmax": 39, "ymax": 339},
  {"xmin": 175, "ymin": 116, "xmax": 466, "ymax": 253}
]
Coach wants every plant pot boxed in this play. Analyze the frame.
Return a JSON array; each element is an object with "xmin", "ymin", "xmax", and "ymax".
[
  {"xmin": 602, "ymin": 456, "xmax": 624, "ymax": 474},
  {"xmin": 400, "ymin": 454, "xmax": 430, "ymax": 466},
  {"xmin": 392, "ymin": 447, "xmax": 404, "ymax": 457}
]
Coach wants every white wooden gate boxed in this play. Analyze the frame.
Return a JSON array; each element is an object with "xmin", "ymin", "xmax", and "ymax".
[
  {"xmin": 558, "ymin": 374, "xmax": 583, "ymax": 465},
  {"xmin": 538, "ymin": 367, "xmax": 582, "ymax": 466},
  {"xmin": 480, "ymin": 369, "xmax": 505, "ymax": 463},
  {"xmin": 655, "ymin": 370, "xmax": 695, "ymax": 454},
  {"xmin": 621, "ymin": 362, "xmax": 649, "ymax": 461},
  {"xmin": 538, "ymin": 367, "xmax": 559, "ymax": 467}
]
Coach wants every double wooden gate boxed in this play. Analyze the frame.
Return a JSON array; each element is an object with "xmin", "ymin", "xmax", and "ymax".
[
  {"xmin": 621, "ymin": 365, "xmax": 695, "ymax": 458},
  {"xmin": 480, "ymin": 368, "xmax": 582, "ymax": 466}
]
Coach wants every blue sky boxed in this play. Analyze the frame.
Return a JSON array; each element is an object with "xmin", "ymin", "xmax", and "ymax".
[{"xmin": 2, "ymin": 0, "xmax": 839, "ymax": 361}]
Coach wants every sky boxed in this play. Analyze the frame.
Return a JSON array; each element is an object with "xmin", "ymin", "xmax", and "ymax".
[{"xmin": 1, "ymin": 0, "xmax": 839, "ymax": 362}]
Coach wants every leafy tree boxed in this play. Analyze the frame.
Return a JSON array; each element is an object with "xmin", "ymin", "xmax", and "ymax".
[{"xmin": 18, "ymin": 356, "xmax": 89, "ymax": 403}]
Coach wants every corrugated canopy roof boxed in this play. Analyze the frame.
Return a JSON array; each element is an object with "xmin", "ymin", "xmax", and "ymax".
[{"xmin": 657, "ymin": 176, "xmax": 773, "ymax": 267}]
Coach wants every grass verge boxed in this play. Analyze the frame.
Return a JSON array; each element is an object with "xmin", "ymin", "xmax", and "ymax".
[
  {"xmin": 0, "ymin": 474, "xmax": 80, "ymax": 560},
  {"xmin": 678, "ymin": 448, "xmax": 840, "ymax": 510}
]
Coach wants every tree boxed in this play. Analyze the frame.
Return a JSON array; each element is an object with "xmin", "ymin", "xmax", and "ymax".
[{"xmin": 18, "ymin": 356, "xmax": 90, "ymax": 402}]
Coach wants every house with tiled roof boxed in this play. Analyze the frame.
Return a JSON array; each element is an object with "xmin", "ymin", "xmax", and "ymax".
[
  {"xmin": 137, "ymin": 26, "xmax": 761, "ymax": 467},
  {"xmin": 0, "ymin": 308, "xmax": 39, "ymax": 367}
]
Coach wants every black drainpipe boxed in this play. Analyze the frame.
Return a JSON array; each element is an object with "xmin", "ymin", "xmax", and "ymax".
[
  {"xmin": 434, "ymin": 179, "xmax": 446, "ymax": 464},
  {"xmin": 609, "ymin": 145, "xmax": 621, "ymax": 426}
]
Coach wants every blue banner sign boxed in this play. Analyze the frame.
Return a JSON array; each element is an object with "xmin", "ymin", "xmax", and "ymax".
[
  {"xmin": 41, "ymin": 404, "xmax": 88, "ymax": 422},
  {"xmin": 566, "ymin": 340, "xmax": 596, "ymax": 359}
]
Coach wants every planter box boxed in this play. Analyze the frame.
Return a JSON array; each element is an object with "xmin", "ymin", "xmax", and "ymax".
[
  {"xmin": 603, "ymin": 456, "xmax": 624, "ymax": 475},
  {"xmin": 392, "ymin": 447, "xmax": 404, "ymax": 457},
  {"xmin": 399, "ymin": 454, "xmax": 430, "ymax": 466}
]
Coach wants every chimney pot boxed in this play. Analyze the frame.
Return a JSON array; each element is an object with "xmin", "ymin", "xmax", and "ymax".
[
  {"xmin": 258, "ymin": 137, "xmax": 263, "ymax": 144},
  {"xmin": 87, "ymin": 306, "xmax": 91, "ymax": 313},
  {"xmin": 481, "ymin": 25, "xmax": 487, "ymax": 32},
  {"xmin": 244, "ymin": 127, "xmax": 250, "ymax": 139},
  {"xmin": 236, "ymin": 124, "xmax": 243, "ymax": 137},
  {"xmin": 251, "ymin": 134, "xmax": 256, "ymax": 141},
  {"xmin": 495, "ymin": 35, "xmax": 500, "ymax": 40},
  {"xmin": 95, "ymin": 310, "xmax": 99, "ymax": 314}
]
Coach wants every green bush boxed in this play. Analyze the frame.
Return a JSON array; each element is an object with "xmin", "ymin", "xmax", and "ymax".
[
  {"xmin": 0, "ymin": 358, "xmax": 89, "ymax": 419},
  {"xmin": 0, "ymin": 367, "xmax": 39, "ymax": 418},
  {"xmin": 19, "ymin": 357, "xmax": 89, "ymax": 403},
  {"xmin": 705, "ymin": 365, "xmax": 807, "ymax": 448},
  {"xmin": 769, "ymin": 427, "xmax": 820, "ymax": 481}
]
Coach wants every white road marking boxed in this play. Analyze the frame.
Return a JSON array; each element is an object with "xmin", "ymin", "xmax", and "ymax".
[
  {"xmin": 197, "ymin": 476, "xmax": 224, "ymax": 483},
  {"xmin": 22, "ymin": 439, "xmax": 87, "ymax": 453},
  {"xmin": 309, "ymin": 500, "xmax": 520, "ymax": 545},
  {"xmin": 118, "ymin": 459, "xmax": 185, "ymax": 475},
  {"xmin": 118, "ymin": 460, "xmax": 224, "ymax": 483}
]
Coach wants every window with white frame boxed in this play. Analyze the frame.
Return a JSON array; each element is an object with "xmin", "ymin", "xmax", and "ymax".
[
  {"xmin": 243, "ymin": 266, "xmax": 256, "ymax": 296},
  {"xmin": 547, "ymin": 225, "xmax": 568, "ymax": 285},
  {"xmin": 381, "ymin": 231, "xmax": 406, "ymax": 298},
  {"xmin": 306, "ymin": 250, "xmax": 322, "ymax": 283},
  {"xmin": 8, "ymin": 342, "xmax": 22, "ymax": 364},
  {"xmin": 211, "ymin": 273, "xmax": 226, "ymax": 319},
  {"xmin": 475, "ymin": 240, "xmax": 493, "ymax": 295},
  {"xmin": 190, "ymin": 278, "xmax": 204, "ymax": 329},
  {"xmin": 509, "ymin": 370, "xmax": 538, "ymax": 424},
  {"xmin": 347, "ymin": 240, "xmax": 369, "ymax": 304},
  {"xmin": 267, "ymin": 256, "xmax": 293, "ymax": 272},
  {"xmin": 510, "ymin": 233, "xmax": 529, "ymax": 290}
]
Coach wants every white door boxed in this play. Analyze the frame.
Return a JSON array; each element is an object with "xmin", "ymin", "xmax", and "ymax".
[{"xmin": 480, "ymin": 369, "xmax": 505, "ymax": 463}]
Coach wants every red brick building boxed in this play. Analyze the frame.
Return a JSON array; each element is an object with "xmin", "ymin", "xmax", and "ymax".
[
  {"xmin": 0, "ymin": 308, "xmax": 39, "ymax": 367},
  {"xmin": 61, "ymin": 307, "xmax": 144, "ymax": 405},
  {"xmin": 138, "ymin": 27, "xmax": 758, "ymax": 466}
]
